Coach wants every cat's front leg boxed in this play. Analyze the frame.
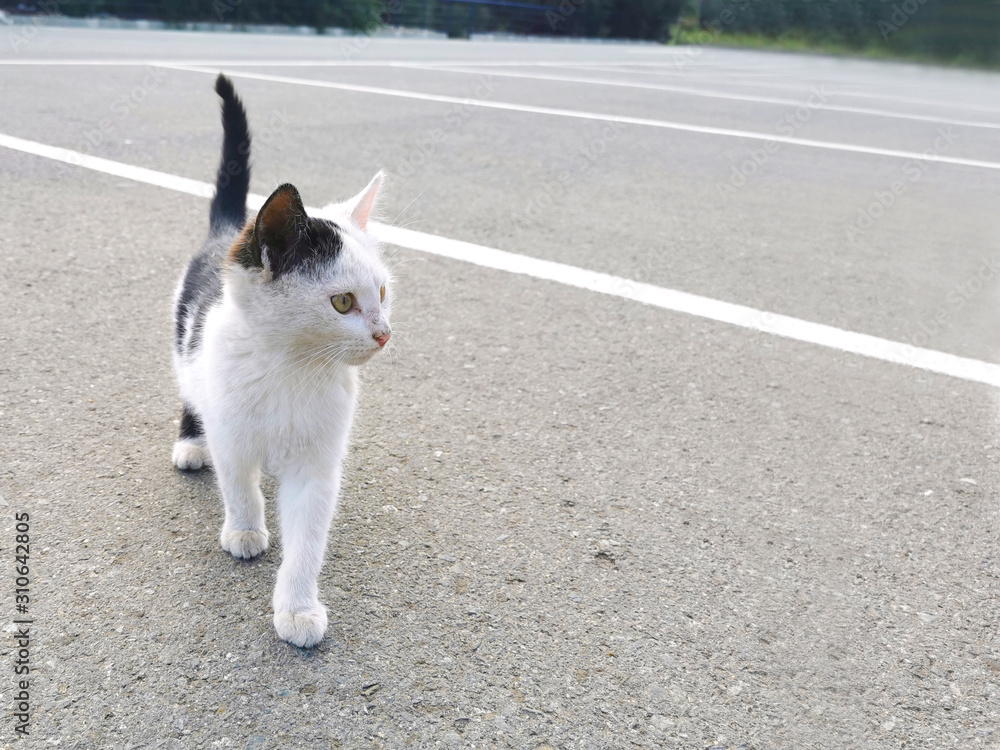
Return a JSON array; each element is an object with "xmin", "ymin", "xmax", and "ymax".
[
  {"xmin": 212, "ymin": 448, "xmax": 269, "ymax": 559},
  {"xmin": 272, "ymin": 464, "xmax": 340, "ymax": 648}
]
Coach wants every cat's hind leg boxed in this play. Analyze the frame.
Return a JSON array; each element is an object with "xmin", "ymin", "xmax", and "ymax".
[
  {"xmin": 172, "ymin": 405, "xmax": 210, "ymax": 471},
  {"xmin": 271, "ymin": 464, "xmax": 339, "ymax": 647}
]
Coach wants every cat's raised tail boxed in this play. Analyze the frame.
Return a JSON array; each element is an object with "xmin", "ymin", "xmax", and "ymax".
[{"xmin": 208, "ymin": 73, "xmax": 251, "ymax": 234}]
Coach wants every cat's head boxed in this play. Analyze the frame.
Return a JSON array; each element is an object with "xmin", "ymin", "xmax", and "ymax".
[{"xmin": 227, "ymin": 174, "xmax": 391, "ymax": 366}]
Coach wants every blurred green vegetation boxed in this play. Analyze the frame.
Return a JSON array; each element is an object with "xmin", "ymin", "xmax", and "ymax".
[
  {"xmin": 12, "ymin": 0, "xmax": 999, "ymax": 61},
  {"xmin": 50, "ymin": 0, "xmax": 386, "ymax": 32},
  {"xmin": 677, "ymin": 0, "xmax": 1000, "ymax": 67},
  {"xmin": 33, "ymin": 0, "xmax": 685, "ymax": 39}
]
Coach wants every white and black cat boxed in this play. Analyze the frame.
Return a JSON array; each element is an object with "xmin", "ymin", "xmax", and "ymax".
[{"xmin": 172, "ymin": 74, "xmax": 392, "ymax": 648}]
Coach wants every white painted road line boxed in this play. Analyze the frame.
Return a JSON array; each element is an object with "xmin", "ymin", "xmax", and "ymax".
[
  {"xmin": 403, "ymin": 64, "xmax": 1000, "ymax": 131},
  {"xmin": 5, "ymin": 57, "xmax": 998, "ymax": 117},
  {"xmin": 565, "ymin": 63, "xmax": 1000, "ymax": 115},
  {"xmin": 159, "ymin": 65, "xmax": 1000, "ymax": 172},
  {"xmin": 0, "ymin": 58, "xmax": 700, "ymax": 67},
  {"xmin": 2, "ymin": 131, "xmax": 997, "ymax": 389}
]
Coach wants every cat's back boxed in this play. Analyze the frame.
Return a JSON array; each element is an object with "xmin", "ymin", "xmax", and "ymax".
[{"xmin": 173, "ymin": 229, "xmax": 236, "ymax": 360}]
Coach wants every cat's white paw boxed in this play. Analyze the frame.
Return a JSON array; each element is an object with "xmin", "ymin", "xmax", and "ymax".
[
  {"xmin": 220, "ymin": 526, "xmax": 269, "ymax": 559},
  {"xmin": 274, "ymin": 606, "xmax": 328, "ymax": 648},
  {"xmin": 172, "ymin": 439, "xmax": 209, "ymax": 471}
]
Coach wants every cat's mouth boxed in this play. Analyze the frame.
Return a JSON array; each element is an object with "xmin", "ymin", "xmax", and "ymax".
[{"xmin": 350, "ymin": 346, "xmax": 384, "ymax": 366}]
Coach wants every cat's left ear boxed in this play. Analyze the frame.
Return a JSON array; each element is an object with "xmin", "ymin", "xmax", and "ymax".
[
  {"xmin": 256, "ymin": 183, "xmax": 307, "ymax": 255},
  {"xmin": 347, "ymin": 170, "xmax": 384, "ymax": 231}
]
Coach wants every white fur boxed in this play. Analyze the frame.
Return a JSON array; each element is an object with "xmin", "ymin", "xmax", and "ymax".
[
  {"xmin": 173, "ymin": 178, "xmax": 390, "ymax": 648},
  {"xmin": 172, "ymin": 437, "xmax": 209, "ymax": 470}
]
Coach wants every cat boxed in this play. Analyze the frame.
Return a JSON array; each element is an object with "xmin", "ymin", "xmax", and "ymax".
[{"xmin": 171, "ymin": 73, "xmax": 392, "ymax": 648}]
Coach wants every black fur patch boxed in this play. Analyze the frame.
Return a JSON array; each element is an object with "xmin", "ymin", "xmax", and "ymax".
[
  {"xmin": 175, "ymin": 229, "xmax": 230, "ymax": 355},
  {"xmin": 175, "ymin": 245, "xmax": 222, "ymax": 352},
  {"xmin": 209, "ymin": 74, "xmax": 251, "ymax": 233},
  {"xmin": 230, "ymin": 183, "xmax": 345, "ymax": 280},
  {"xmin": 179, "ymin": 405, "xmax": 204, "ymax": 440},
  {"xmin": 244, "ymin": 183, "xmax": 345, "ymax": 281},
  {"xmin": 175, "ymin": 75, "xmax": 249, "ymax": 358},
  {"xmin": 270, "ymin": 217, "xmax": 344, "ymax": 280}
]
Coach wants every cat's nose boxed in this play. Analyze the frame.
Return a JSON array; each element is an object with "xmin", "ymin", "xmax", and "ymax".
[{"xmin": 374, "ymin": 332, "xmax": 391, "ymax": 348}]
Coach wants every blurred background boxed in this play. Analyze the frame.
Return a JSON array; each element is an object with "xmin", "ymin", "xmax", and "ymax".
[{"xmin": 2, "ymin": 0, "xmax": 998, "ymax": 66}]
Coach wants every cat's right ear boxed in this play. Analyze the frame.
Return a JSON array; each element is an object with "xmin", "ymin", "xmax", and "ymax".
[{"xmin": 348, "ymin": 170, "xmax": 383, "ymax": 231}]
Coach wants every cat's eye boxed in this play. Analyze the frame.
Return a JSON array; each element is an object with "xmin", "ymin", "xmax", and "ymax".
[
  {"xmin": 379, "ymin": 285, "xmax": 386, "ymax": 303},
  {"xmin": 331, "ymin": 293, "xmax": 354, "ymax": 314}
]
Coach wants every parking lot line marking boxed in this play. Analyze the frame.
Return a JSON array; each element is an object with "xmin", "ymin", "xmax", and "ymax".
[
  {"xmin": 0, "ymin": 133, "xmax": 215, "ymax": 198},
  {"xmin": 0, "ymin": 59, "xmax": 700, "ymax": 67},
  {"xmin": 4, "ymin": 57, "xmax": 996, "ymax": 117},
  {"xmin": 419, "ymin": 61, "xmax": 1000, "ymax": 114},
  {"xmin": 563, "ymin": 63, "xmax": 1000, "ymax": 114},
  {"xmin": 157, "ymin": 65, "xmax": 1000, "ymax": 172},
  {"xmin": 2, "ymin": 130, "xmax": 997, "ymax": 389},
  {"xmin": 402, "ymin": 64, "xmax": 1000, "ymax": 131}
]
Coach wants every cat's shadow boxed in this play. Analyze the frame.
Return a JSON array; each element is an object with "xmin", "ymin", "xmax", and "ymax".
[{"xmin": 176, "ymin": 464, "xmax": 216, "ymax": 486}]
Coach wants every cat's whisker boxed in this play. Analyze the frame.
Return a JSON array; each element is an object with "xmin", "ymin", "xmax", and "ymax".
[
  {"xmin": 388, "ymin": 189, "xmax": 426, "ymax": 227},
  {"xmin": 292, "ymin": 349, "xmax": 352, "ymax": 401},
  {"xmin": 283, "ymin": 344, "xmax": 353, "ymax": 400},
  {"xmin": 383, "ymin": 335, "xmax": 407, "ymax": 353},
  {"xmin": 392, "ymin": 217, "xmax": 425, "ymax": 231},
  {"xmin": 269, "ymin": 352, "xmax": 329, "ymax": 393},
  {"xmin": 267, "ymin": 343, "xmax": 344, "ymax": 391},
  {"xmin": 269, "ymin": 342, "xmax": 356, "ymax": 402},
  {"xmin": 386, "ymin": 256, "xmax": 425, "ymax": 271},
  {"xmin": 267, "ymin": 344, "xmax": 332, "ymax": 375},
  {"xmin": 381, "ymin": 245, "xmax": 412, "ymax": 266}
]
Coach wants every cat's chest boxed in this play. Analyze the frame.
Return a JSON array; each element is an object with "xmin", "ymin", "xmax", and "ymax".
[{"xmin": 252, "ymin": 365, "xmax": 357, "ymax": 454}]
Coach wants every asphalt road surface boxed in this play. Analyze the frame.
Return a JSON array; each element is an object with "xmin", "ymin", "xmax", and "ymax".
[{"xmin": 1, "ymin": 26, "xmax": 999, "ymax": 750}]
